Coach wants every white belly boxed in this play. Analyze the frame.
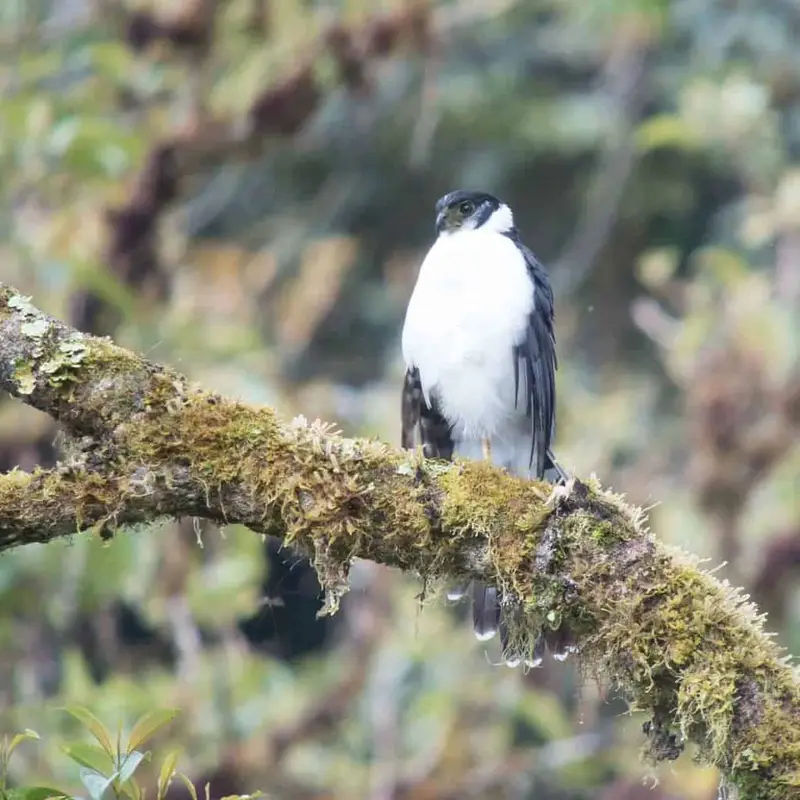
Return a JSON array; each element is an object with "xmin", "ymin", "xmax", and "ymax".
[{"xmin": 401, "ymin": 229, "xmax": 534, "ymax": 438}]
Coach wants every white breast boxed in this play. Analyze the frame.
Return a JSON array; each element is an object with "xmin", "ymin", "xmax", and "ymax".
[{"xmin": 401, "ymin": 228, "xmax": 534, "ymax": 438}]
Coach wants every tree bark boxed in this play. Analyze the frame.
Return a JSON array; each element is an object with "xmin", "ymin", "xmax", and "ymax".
[{"xmin": 0, "ymin": 283, "xmax": 797, "ymax": 799}]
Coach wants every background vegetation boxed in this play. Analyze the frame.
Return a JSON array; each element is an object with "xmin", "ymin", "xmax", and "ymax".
[{"xmin": 1, "ymin": 0, "xmax": 798, "ymax": 798}]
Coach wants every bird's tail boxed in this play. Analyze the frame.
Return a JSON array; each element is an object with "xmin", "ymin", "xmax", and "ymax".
[
  {"xmin": 447, "ymin": 447, "xmax": 572, "ymax": 665},
  {"xmin": 543, "ymin": 447, "xmax": 569, "ymax": 485},
  {"xmin": 446, "ymin": 582, "xmax": 503, "ymax": 642},
  {"xmin": 448, "ymin": 578, "xmax": 576, "ymax": 667},
  {"xmin": 472, "ymin": 582, "xmax": 500, "ymax": 641}
]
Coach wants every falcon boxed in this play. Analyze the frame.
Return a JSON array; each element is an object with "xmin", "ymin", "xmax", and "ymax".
[{"xmin": 400, "ymin": 189, "xmax": 568, "ymax": 667}]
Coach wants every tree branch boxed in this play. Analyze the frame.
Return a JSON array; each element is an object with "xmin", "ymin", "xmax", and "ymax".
[{"xmin": 0, "ymin": 283, "xmax": 797, "ymax": 799}]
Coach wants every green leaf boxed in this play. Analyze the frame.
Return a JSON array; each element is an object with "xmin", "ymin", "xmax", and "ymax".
[
  {"xmin": 6, "ymin": 729, "xmax": 40, "ymax": 759},
  {"xmin": 126, "ymin": 709, "xmax": 179, "ymax": 755},
  {"xmin": 175, "ymin": 773, "xmax": 198, "ymax": 800},
  {"xmin": 6, "ymin": 787, "xmax": 70, "ymax": 800},
  {"xmin": 79, "ymin": 768, "xmax": 116, "ymax": 800},
  {"xmin": 60, "ymin": 742, "xmax": 115, "ymax": 776},
  {"xmin": 118, "ymin": 749, "xmax": 148, "ymax": 784},
  {"xmin": 157, "ymin": 748, "xmax": 182, "ymax": 799},
  {"xmin": 635, "ymin": 114, "xmax": 700, "ymax": 153},
  {"xmin": 87, "ymin": 42, "xmax": 137, "ymax": 78},
  {"xmin": 61, "ymin": 706, "xmax": 115, "ymax": 757},
  {"xmin": 116, "ymin": 778, "xmax": 142, "ymax": 800},
  {"xmin": 220, "ymin": 795, "xmax": 267, "ymax": 800},
  {"xmin": 48, "ymin": 115, "xmax": 142, "ymax": 178}
]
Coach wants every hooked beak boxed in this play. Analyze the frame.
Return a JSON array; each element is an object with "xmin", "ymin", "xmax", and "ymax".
[{"xmin": 435, "ymin": 209, "xmax": 447, "ymax": 234}]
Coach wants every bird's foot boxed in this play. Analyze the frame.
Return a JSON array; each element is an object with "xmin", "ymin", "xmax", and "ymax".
[{"xmin": 545, "ymin": 474, "xmax": 575, "ymax": 508}]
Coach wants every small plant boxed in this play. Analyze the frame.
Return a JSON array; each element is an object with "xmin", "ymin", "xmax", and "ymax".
[
  {"xmin": 1, "ymin": 727, "xmax": 67, "ymax": 800},
  {"xmin": 0, "ymin": 707, "xmax": 262, "ymax": 800},
  {"xmin": 59, "ymin": 705, "xmax": 179, "ymax": 800}
]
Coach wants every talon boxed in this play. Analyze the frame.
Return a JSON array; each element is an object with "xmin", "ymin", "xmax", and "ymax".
[{"xmin": 545, "ymin": 475, "xmax": 574, "ymax": 507}]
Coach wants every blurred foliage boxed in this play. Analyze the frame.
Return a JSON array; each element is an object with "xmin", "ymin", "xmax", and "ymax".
[
  {"xmin": 0, "ymin": 0, "xmax": 798, "ymax": 798},
  {"xmin": 0, "ymin": 706, "xmax": 258, "ymax": 800}
]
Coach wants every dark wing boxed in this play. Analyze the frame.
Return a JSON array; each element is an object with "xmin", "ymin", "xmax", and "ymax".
[
  {"xmin": 514, "ymin": 243, "xmax": 558, "ymax": 479},
  {"xmin": 401, "ymin": 367, "xmax": 454, "ymax": 460}
]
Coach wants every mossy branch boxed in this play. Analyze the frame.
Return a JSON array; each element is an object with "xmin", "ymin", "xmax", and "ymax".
[{"xmin": 0, "ymin": 283, "xmax": 798, "ymax": 798}]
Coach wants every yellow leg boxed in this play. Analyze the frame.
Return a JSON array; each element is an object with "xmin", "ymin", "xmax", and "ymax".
[{"xmin": 481, "ymin": 437, "xmax": 492, "ymax": 462}]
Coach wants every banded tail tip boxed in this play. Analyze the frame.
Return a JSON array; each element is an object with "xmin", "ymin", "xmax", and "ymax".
[
  {"xmin": 545, "ymin": 625, "xmax": 578, "ymax": 662},
  {"xmin": 524, "ymin": 633, "xmax": 547, "ymax": 669}
]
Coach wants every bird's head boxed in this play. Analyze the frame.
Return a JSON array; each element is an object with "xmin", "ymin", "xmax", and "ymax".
[{"xmin": 434, "ymin": 190, "xmax": 515, "ymax": 236}]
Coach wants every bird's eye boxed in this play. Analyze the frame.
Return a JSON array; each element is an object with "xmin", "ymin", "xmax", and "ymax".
[{"xmin": 458, "ymin": 201, "xmax": 474, "ymax": 216}]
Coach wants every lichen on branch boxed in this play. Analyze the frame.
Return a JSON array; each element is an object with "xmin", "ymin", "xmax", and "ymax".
[{"xmin": 0, "ymin": 283, "xmax": 798, "ymax": 799}]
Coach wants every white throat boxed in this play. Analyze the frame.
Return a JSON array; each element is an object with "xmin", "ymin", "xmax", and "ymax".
[{"xmin": 481, "ymin": 203, "xmax": 514, "ymax": 234}]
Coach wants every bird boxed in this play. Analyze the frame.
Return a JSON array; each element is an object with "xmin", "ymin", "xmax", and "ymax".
[{"xmin": 400, "ymin": 189, "xmax": 569, "ymax": 667}]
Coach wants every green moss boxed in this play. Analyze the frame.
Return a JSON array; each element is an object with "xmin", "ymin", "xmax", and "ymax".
[
  {"xmin": 40, "ymin": 337, "xmax": 90, "ymax": 386},
  {"xmin": 439, "ymin": 462, "xmax": 550, "ymax": 569},
  {"xmin": 2, "ymin": 296, "xmax": 799, "ymax": 795},
  {"xmin": 590, "ymin": 520, "xmax": 620, "ymax": 542},
  {"xmin": 112, "ymin": 388, "xmax": 438, "ymax": 609},
  {"xmin": 1, "ymin": 296, "xmax": 93, "ymax": 397},
  {"xmin": 12, "ymin": 359, "xmax": 35, "ymax": 395},
  {"xmin": 567, "ymin": 526, "xmax": 800, "ymax": 799}
]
